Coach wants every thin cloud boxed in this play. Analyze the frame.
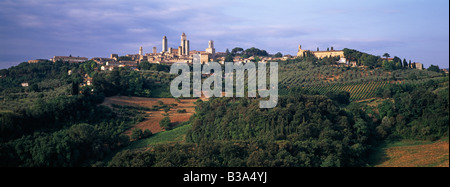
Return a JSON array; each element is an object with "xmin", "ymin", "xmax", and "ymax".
[{"xmin": 0, "ymin": 0, "xmax": 448, "ymax": 69}]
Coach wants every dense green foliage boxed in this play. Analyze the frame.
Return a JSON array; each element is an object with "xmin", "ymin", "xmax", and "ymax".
[
  {"xmin": 0, "ymin": 122, "xmax": 130, "ymax": 167},
  {"xmin": 274, "ymin": 52, "xmax": 283, "ymax": 58},
  {"xmin": 110, "ymin": 94, "xmax": 377, "ymax": 167},
  {"xmin": 0, "ymin": 88, "xmax": 138, "ymax": 166},
  {"xmin": 131, "ymin": 128, "xmax": 152, "ymax": 141},
  {"xmin": 184, "ymin": 95, "xmax": 374, "ymax": 166},
  {"xmin": 343, "ymin": 48, "xmax": 382, "ymax": 68},
  {"xmin": 0, "ymin": 61, "xmax": 168, "ymax": 166},
  {"xmin": 279, "ymin": 60, "xmax": 442, "ymax": 87},
  {"xmin": 224, "ymin": 47, "xmax": 271, "ymax": 61},
  {"xmin": 1, "ymin": 48, "xmax": 448, "ymax": 167},
  {"xmin": 231, "ymin": 47, "xmax": 269, "ymax": 58},
  {"xmin": 0, "ymin": 61, "xmax": 77, "ymax": 93},
  {"xmin": 109, "ymin": 73, "xmax": 448, "ymax": 167},
  {"xmin": 137, "ymin": 61, "xmax": 171, "ymax": 72},
  {"xmin": 110, "ymin": 76, "xmax": 448, "ymax": 167},
  {"xmin": 160, "ymin": 117, "xmax": 172, "ymax": 130},
  {"xmin": 93, "ymin": 69, "xmax": 151, "ymax": 97},
  {"xmin": 375, "ymin": 78, "xmax": 449, "ymax": 140},
  {"xmin": 427, "ymin": 64, "xmax": 440, "ymax": 73},
  {"xmin": 278, "ymin": 56, "xmax": 444, "ymax": 102}
]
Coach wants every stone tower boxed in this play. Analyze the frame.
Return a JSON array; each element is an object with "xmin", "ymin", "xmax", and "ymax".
[
  {"xmin": 178, "ymin": 46, "xmax": 182, "ymax": 56},
  {"xmin": 181, "ymin": 32, "xmax": 187, "ymax": 44},
  {"xmin": 206, "ymin": 40, "xmax": 215, "ymax": 59},
  {"xmin": 180, "ymin": 32, "xmax": 189, "ymax": 56},
  {"xmin": 297, "ymin": 44, "xmax": 306, "ymax": 57},
  {"xmin": 162, "ymin": 36, "xmax": 168, "ymax": 53},
  {"xmin": 185, "ymin": 40, "xmax": 190, "ymax": 56},
  {"xmin": 139, "ymin": 46, "xmax": 143, "ymax": 56},
  {"xmin": 209, "ymin": 40, "xmax": 214, "ymax": 48}
]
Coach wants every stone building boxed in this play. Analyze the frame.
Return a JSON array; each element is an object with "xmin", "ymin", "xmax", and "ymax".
[
  {"xmin": 297, "ymin": 44, "xmax": 344, "ymax": 58},
  {"xmin": 205, "ymin": 40, "xmax": 215, "ymax": 59},
  {"xmin": 180, "ymin": 32, "xmax": 190, "ymax": 56},
  {"xmin": 114, "ymin": 32, "xmax": 212, "ymax": 65},
  {"xmin": 51, "ymin": 56, "xmax": 88, "ymax": 63},
  {"xmin": 411, "ymin": 62, "xmax": 424, "ymax": 70},
  {"xmin": 91, "ymin": 57, "xmax": 115, "ymax": 64},
  {"xmin": 178, "ymin": 46, "xmax": 182, "ymax": 56}
]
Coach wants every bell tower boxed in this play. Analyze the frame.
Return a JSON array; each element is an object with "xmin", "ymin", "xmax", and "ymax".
[
  {"xmin": 297, "ymin": 44, "xmax": 305, "ymax": 57},
  {"xmin": 206, "ymin": 40, "xmax": 215, "ymax": 59}
]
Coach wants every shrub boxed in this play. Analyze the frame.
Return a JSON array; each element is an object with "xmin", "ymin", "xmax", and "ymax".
[
  {"xmin": 131, "ymin": 128, "xmax": 153, "ymax": 141},
  {"xmin": 160, "ymin": 117, "xmax": 171, "ymax": 130},
  {"xmin": 131, "ymin": 128, "xmax": 143, "ymax": 141},
  {"xmin": 163, "ymin": 107, "xmax": 170, "ymax": 113},
  {"xmin": 142, "ymin": 129, "xmax": 152, "ymax": 139}
]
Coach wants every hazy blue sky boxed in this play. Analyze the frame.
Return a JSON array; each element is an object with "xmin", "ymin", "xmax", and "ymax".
[{"xmin": 0, "ymin": 0, "xmax": 448, "ymax": 69}]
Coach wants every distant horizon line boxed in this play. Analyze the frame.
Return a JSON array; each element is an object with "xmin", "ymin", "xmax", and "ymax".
[{"xmin": 1, "ymin": 44, "xmax": 449, "ymax": 70}]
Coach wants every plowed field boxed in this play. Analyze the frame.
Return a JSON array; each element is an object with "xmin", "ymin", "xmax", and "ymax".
[
  {"xmin": 102, "ymin": 96, "xmax": 202, "ymax": 135},
  {"xmin": 375, "ymin": 139, "xmax": 449, "ymax": 167}
]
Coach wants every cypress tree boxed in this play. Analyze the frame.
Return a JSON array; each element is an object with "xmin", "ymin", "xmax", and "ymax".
[{"xmin": 71, "ymin": 81, "xmax": 79, "ymax": 95}]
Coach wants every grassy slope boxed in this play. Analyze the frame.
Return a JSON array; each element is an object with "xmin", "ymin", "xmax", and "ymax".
[
  {"xmin": 127, "ymin": 123, "xmax": 192, "ymax": 150},
  {"xmin": 102, "ymin": 123, "xmax": 192, "ymax": 164}
]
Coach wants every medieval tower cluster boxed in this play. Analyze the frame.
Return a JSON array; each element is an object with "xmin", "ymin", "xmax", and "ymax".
[
  {"xmin": 179, "ymin": 32, "xmax": 190, "ymax": 56},
  {"xmin": 120, "ymin": 32, "xmax": 215, "ymax": 64},
  {"xmin": 160, "ymin": 32, "xmax": 191, "ymax": 56}
]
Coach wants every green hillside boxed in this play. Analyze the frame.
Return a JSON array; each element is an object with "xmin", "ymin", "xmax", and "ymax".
[
  {"xmin": 278, "ymin": 57, "xmax": 445, "ymax": 101},
  {"xmin": 1, "ymin": 50, "xmax": 448, "ymax": 167}
]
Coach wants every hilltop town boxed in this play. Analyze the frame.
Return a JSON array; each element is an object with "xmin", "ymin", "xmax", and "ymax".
[
  {"xmin": 2, "ymin": 0, "xmax": 449, "ymax": 174},
  {"xmin": 1, "ymin": 32, "xmax": 448, "ymax": 168},
  {"xmin": 27, "ymin": 32, "xmax": 439, "ymax": 73},
  {"xmin": 28, "ymin": 32, "xmax": 290, "ymax": 69}
]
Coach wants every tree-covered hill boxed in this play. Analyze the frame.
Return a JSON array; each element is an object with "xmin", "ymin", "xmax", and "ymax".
[
  {"xmin": 0, "ymin": 61, "xmax": 172, "ymax": 166},
  {"xmin": 1, "ymin": 50, "xmax": 448, "ymax": 167},
  {"xmin": 185, "ymin": 95, "xmax": 375, "ymax": 166}
]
